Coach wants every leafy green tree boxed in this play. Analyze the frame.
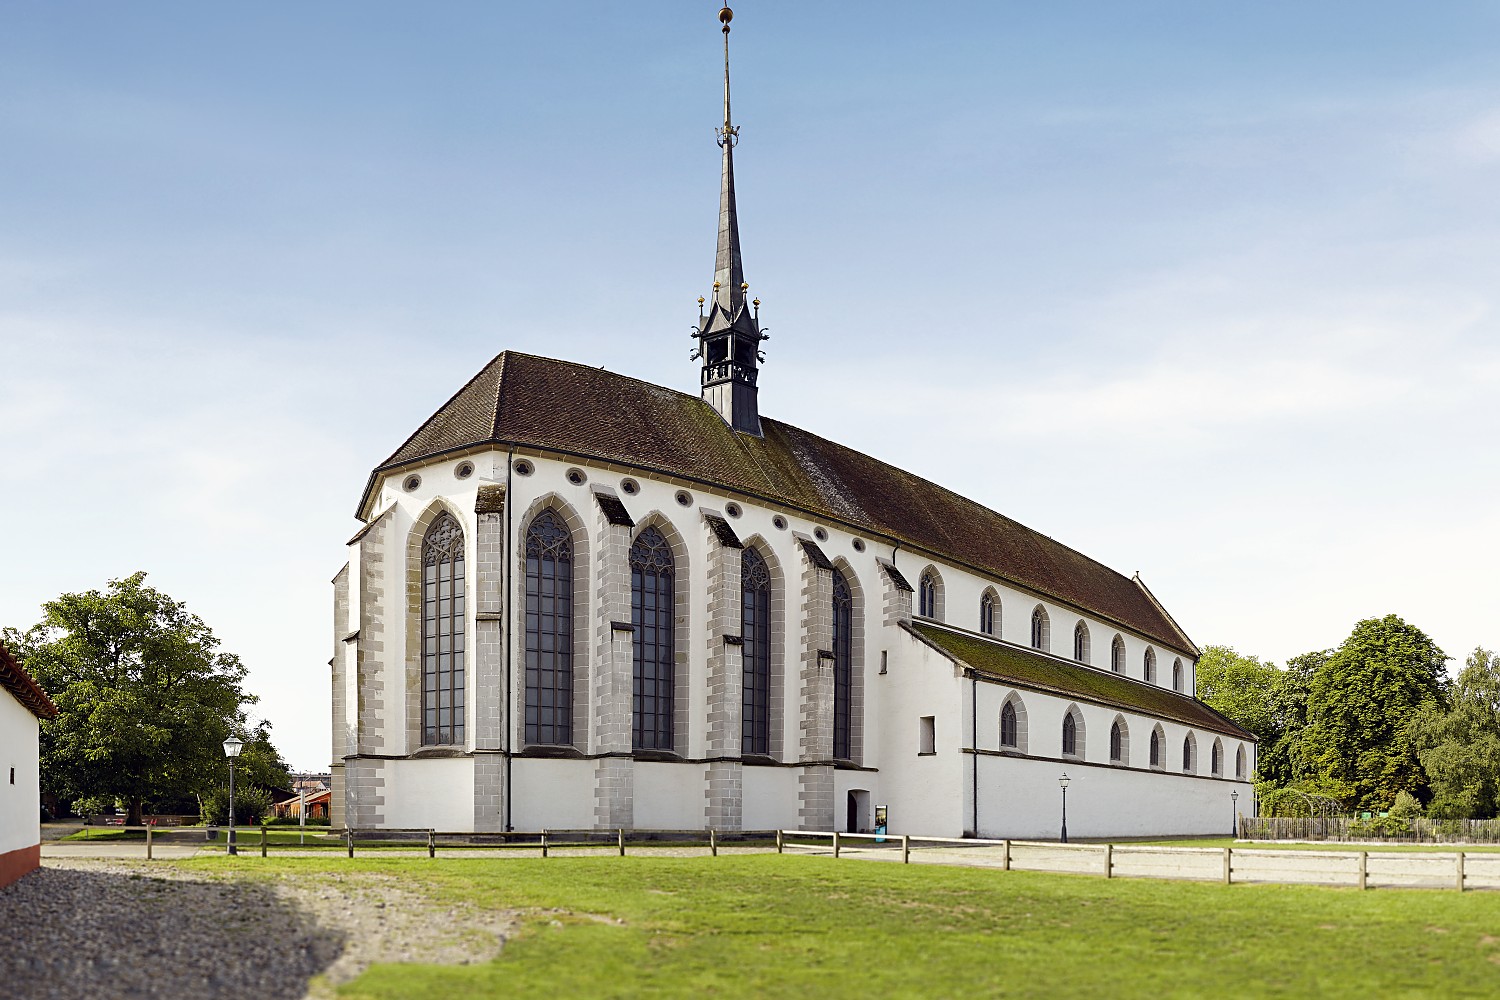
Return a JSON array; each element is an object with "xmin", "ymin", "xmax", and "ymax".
[
  {"xmin": 3, "ymin": 573, "xmax": 274, "ymax": 825},
  {"xmin": 1300, "ymin": 615, "xmax": 1448, "ymax": 811},
  {"xmin": 1255, "ymin": 650, "xmax": 1324, "ymax": 789},
  {"xmin": 1407, "ymin": 647, "xmax": 1500, "ymax": 819},
  {"xmin": 1195, "ymin": 645, "xmax": 1282, "ymax": 740}
]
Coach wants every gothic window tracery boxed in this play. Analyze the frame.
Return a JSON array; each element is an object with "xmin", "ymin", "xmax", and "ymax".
[
  {"xmin": 421, "ymin": 513, "xmax": 466, "ymax": 746},
  {"xmin": 631, "ymin": 526, "xmax": 676, "ymax": 751},
  {"xmin": 524, "ymin": 509, "xmax": 573, "ymax": 746},
  {"xmin": 833, "ymin": 568, "xmax": 854, "ymax": 761},
  {"xmin": 1031, "ymin": 606, "xmax": 1050, "ymax": 651},
  {"xmin": 980, "ymin": 591, "xmax": 997, "ymax": 636},
  {"xmin": 1112, "ymin": 635, "xmax": 1126, "ymax": 674},
  {"xmin": 919, "ymin": 572, "xmax": 938, "ymax": 618},
  {"xmin": 741, "ymin": 547, "xmax": 772, "ymax": 756},
  {"xmin": 1074, "ymin": 621, "xmax": 1091, "ymax": 663}
]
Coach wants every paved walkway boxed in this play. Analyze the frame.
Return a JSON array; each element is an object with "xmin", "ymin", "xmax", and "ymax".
[{"xmin": 42, "ymin": 842, "xmax": 203, "ymax": 860}]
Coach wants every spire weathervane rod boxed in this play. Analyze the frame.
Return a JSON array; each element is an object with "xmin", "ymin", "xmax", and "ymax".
[
  {"xmin": 712, "ymin": 6, "xmax": 745, "ymax": 314},
  {"xmin": 717, "ymin": 7, "xmax": 738, "ymax": 148}
]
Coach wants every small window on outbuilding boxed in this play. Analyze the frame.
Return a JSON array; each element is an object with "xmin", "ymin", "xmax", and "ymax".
[{"xmin": 918, "ymin": 716, "xmax": 936, "ymax": 755}]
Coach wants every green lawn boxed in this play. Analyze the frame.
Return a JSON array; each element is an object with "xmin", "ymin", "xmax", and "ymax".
[{"xmin": 178, "ymin": 854, "xmax": 1500, "ymax": 999}]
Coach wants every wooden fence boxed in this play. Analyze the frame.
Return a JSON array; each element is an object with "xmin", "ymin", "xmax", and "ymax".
[
  {"xmin": 1241, "ymin": 815, "xmax": 1500, "ymax": 844},
  {"xmin": 778, "ymin": 831, "xmax": 1500, "ymax": 891}
]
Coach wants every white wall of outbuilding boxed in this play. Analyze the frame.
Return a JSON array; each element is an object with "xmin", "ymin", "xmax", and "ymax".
[{"xmin": 0, "ymin": 691, "xmax": 41, "ymax": 857}]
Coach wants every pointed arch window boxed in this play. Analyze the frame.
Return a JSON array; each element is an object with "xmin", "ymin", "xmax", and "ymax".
[
  {"xmin": 1073, "ymin": 621, "xmax": 1091, "ymax": 663},
  {"xmin": 1149, "ymin": 727, "xmax": 1163, "ymax": 769},
  {"xmin": 421, "ymin": 513, "xmax": 466, "ymax": 746},
  {"xmin": 1000, "ymin": 694, "xmax": 1028, "ymax": 753},
  {"xmin": 919, "ymin": 572, "xmax": 938, "ymax": 618},
  {"xmin": 524, "ymin": 510, "xmax": 574, "ymax": 746},
  {"xmin": 1236, "ymin": 744, "xmax": 1247, "ymax": 780},
  {"xmin": 1182, "ymin": 733, "xmax": 1197, "ymax": 773},
  {"xmin": 1211, "ymin": 738, "xmax": 1223, "ymax": 777},
  {"xmin": 980, "ymin": 592, "xmax": 997, "ymax": 636},
  {"xmin": 1030, "ymin": 606, "xmax": 1050, "ymax": 651},
  {"xmin": 1144, "ymin": 648, "xmax": 1157, "ymax": 684},
  {"xmin": 833, "ymin": 569, "xmax": 854, "ymax": 761},
  {"xmin": 1111, "ymin": 636, "xmax": 1126, "ymax": 674},
  {"xmin": 1109, "ymin": 720, "xmax": 1124, "ymax": 763},
  {"xmin": 631, "ymin": 526, "xmax": 676, "ymax": 751},
  {"xmin": 1062, "ymin": 710, "xmax": 1079, "ymax": 757},
  {"xmin": 1172, "ymin": 657, "xmax": 1183, "ymax": 693},
  {"xmin": 741, "ymin": 547, "xmax": 772, "ymax": 756}
]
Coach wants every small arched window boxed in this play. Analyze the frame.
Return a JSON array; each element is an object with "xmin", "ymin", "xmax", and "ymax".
[
  {"xmin": 999, "ymin": 694, "xmax": 1028, "ymax": 753},
  {"xmin": 1182, "ymin": 732, "xmax": 1197, "ymax": 773},
  {"xmin": 1172, "ymin": 657, "xmax": 1183, "ymax": 692},
  {"xmin": 1111, "ymin": 635, "xmax": 1126, "ymax": 674},
  {"xmin": 1211, "ymin": 738, "xmax": 1223, "ymax": 777},
  {"xmin": 1236, "ymin": 744, "xmax": 1247, "ymax": 780},
  {"xmin": 979, "ymin": 592, "xmax": 997, "ymax": 636},
  {"xmin": 1061, "ymin": 706, "xmax": 1085, "ymax": 758},
  {"xmin": 1149, "ymin": 726, "xmax": 1163, "ymax": 769},
  {"xmin": 524, "ymin": 509, "xmax": 574, "ymax": 747},
  {"xmin": 1030, "ymin": 606, "xmax": 1050, "ymax": 651},
  {"xmin": 1109, "ymin": 721, "xmax": 1124, "ymax": 763},
  {"xmin": 1144, "ymin": 647, "xmax": 1157, "ymax": 684},
  {"xmin": 919, "ymin": 572, "xmax": 938, "ymax": 618},
  {"xmin": 1073, "ymin": 621, "xmax": 1091, "ymax": 663},
  {"xmin": 421, "ymin": 512, "xmax": 466, "ymax": 747}
]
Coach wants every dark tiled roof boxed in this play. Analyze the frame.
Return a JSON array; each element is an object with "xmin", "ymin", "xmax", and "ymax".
[
  {"xmin": 0, "ymin": 641, "xmax": 58, "ymax": 721},
  {"xmin": 364, "ymin": 351, "xmax": 1197, "ymax": 654},
  {"xmin": 907, "ymin": 623, "xmax": 1252, "ymax": 740}
]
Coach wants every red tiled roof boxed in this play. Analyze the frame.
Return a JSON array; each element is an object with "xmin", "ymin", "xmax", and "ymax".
[
  {"xmin": 0, "ymin": 641, "xmax": 58, "ymax": 721},
  {"xmin": 360, "ymin": 352, "xmax": 1198, "ymax": 655}
]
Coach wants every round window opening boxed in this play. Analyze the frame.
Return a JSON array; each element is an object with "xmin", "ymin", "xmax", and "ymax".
[
  {"xmin": 772, "ymin": 516, "xmax": 788, "ymax": 531},
  {"xmin": 455, "ymin": 462, "xmax": 475, "ymax": 480},
  {"xmin": 814, "ymin": 527, "xmax": 829, "ymax": 542},
  {"xmin": 621, "ymin": 478, "xmax": 640, "ymax": 495},
  {"xmin": 675, "ymin": 490, "xmax": 693, "ymax": 507},
  {"xmin": 725, "ymin": 502, "xmax": 742, "ymax": 519},
  {"xmin": 402, "ymin": 474, "xmax": 422, "ymax": 493},
  {"xmin": 513, "ymin": 460, "xmax": 534, "ymax": 477},
  {"xmin": 566, "ymin": 468, "xmax": 587, "ymax": 486},
  {"xmin": 852, "ymin": 538, "xmax": 866, "ymax": 553}
]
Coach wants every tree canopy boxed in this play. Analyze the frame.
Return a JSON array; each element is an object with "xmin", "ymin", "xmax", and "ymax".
[
  {"xmin": 4, "ymin": 572, "xmax": 287, "ymax": 823},
  {"xmin": 1407, "ymin": 647, "xmax": 1500, "ymax": 818}
]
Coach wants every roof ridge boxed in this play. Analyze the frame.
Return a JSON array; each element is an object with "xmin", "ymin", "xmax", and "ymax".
[{"xmin": 376, "ymin": 350, "xmax": 510, "ymax": 471}]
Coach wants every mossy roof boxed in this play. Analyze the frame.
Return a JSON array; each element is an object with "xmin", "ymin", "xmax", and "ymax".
[
  {"xmin": 361, "ymin": 351, "xmax": 1197, "ymax": 654},
  {"xmin": 908, "ymin": 622, "xmax": 1253, "ymax": 739},
  {"xmin": 0, "ymin": 640, "xmax": 57, "ymax": 721}
]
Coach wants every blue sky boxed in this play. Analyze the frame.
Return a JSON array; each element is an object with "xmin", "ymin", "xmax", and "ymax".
[{"xmin": 3, "ymin": 2, "xmax": 1497, "ymax": 770}]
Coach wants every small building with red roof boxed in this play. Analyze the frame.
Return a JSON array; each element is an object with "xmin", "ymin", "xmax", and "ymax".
[{"xmin": 1, "ymin": 640, "xmax": 58, "ymax": 888}]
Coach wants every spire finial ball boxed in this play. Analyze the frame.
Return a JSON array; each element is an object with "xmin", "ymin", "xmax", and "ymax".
[{"xmin": 719, "ymin": 7, "xmax": 734, "ymax": 26}]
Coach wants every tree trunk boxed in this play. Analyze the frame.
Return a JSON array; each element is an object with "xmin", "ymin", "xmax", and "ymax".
[{"xmin": 128, "ymin": 796, "xmax": 143, "ymax": 827}]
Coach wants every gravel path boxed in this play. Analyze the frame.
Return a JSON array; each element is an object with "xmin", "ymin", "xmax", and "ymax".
[{"xmin": 0, "ymin": 860, "xmax": 521, "ymax": 1000}]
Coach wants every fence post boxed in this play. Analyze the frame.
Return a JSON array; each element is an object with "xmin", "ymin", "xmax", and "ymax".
[
  {"xmin": 1223, "ymin": 847, "xmax": 1232, "ymax": 885},
  {"xmin": 347, "ymin": 829, "xmax": 354, "ymax": 859},
  {"xmin": 146, "ymin": 825, "xmax": 153, "ymax": 861},
  {"xmin": 710, "ymin": 828, "xmax": 718, "ymax": 857},
  {"xmin": 428, "ymin": 830, "xmax": 436, "ymax": 859},
  {"xmin": 261, "ymin": 825, "xmax": 267, "ymax": 858},
  {"xmin": 833, "ymin": 831, "xmax": 841, "ymax": 859},
  {"xmin": 1002, "ymin": 839, "xmax": 1010, "ymax": 871},
  {"xmin": 1104, "ymin": 843, "xmax": 1113, "ymax": 879},
  {"xmin": 619, "ymin": 828, "xmax": 626, "ymax": 857},
  {"xmin": 776, "ymin": 829, "xmax": 784, "ymax": 854},
  {"xmin": 1357, "ymin": 851, "xmax": 1367, "ymax": 890},
  {"xmin": 1457, "ymin": 851, "xmax": 1465, "ymax": 893},
  {"xmin": 542, "ymin": 830, "xmax": 549, "ymax": 858},
  {"xmin": 902, "ymin": 835, "xmax": 911, "ymax": 864}
]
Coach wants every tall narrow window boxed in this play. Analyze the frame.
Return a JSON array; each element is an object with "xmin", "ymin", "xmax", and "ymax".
[
  {"xmin": 833, "ymin": 569, "xmax": 854, "ymax": 761},
  {"xmin": 422, "ymin": 513, "xmax": 466, "ymax": 746},
  {"xmin": 980, "ymin": 592, "xmax": 996, "ymax": 635},
  {"xmin": 1062, "ymin": 711, "xmax": 1077, "ymax": 757},
  {"xmin": 1073, "ymin": 621, "xmax": 1091, "ymax": 663},
  {"xmin": 1031, "ymin": 606, "xmax": 1050, "ymax": 651},
  {"xmin": 1211, "ymin": 739, "xmax": 1223, "ymax": 777},
  {"xmin": 1144, "ymin": 648, "xmax": 1157, "ymax": 683},
  {"xmin": 1110, "ymin": 721, "xmax": 1123, "ymax": 763},
  {"xmin": 1111, "ymin": 636, "xmax": 1126, "ymax": 674},
  {"xmin": 524, "ymin": 510, "xmax": 573, "ymax": 746},
  {"xmin": 1236, "ymin": 745, "xmax": 1247, "ymax": 780},
  {"xmin": 1001, "ymin": 701, "xmax": 1018, "ymax": 748},
  {"xmin": 1150, "ymin": 727, "xmax": 1162, "ymax": 768},
  {"xmin": 1172, "ymin": 658, "xmax": 1182, "ymax": 692},
  {"xmin": 1182, "ymin": 734, "xmax": 1196, "ymax": 772},
  {"xmin": 741, "ymin": 547, "xmax": 772, "ymax": 756},
  {"xmin": 919, "ymin": 572, "xmax": 937, "ymax": 618},
  {"xmin": 631, "ymin": 526, "xmax": 675, "ymax": 751}
]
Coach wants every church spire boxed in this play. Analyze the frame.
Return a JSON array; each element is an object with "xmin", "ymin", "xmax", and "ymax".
[{"xmin": 694, "ymin": 5, "xmax": 767, "ymax": 436}]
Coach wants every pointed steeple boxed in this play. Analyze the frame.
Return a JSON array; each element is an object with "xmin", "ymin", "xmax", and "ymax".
[{"xmin": 694, "ymin": 5, "xmax": 767, "ymax": 436}]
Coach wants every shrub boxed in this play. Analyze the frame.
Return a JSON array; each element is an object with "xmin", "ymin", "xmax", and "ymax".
[{"xmin": 199, "ymin": 785, "xmax": 273, "ymax": 825}]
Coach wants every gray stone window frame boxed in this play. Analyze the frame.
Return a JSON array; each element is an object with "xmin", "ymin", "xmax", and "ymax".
[
  {"xmin": 1182, "ymin": 731, "xmax": 1198, "ymax": 774},
  {"xmin": 523, "ymin": 508, "xmax": 576, "ymax": 747},
  {"xmin": 830, "ymin": 558, "xmax": 867, "ymax": 766},
  {"xmin": 1030, "ymin": 605, "xmax": 1051, "ymax": 652},
  {"xmin": 999, "ymin": 692, "xmax": 1028, "ymax": 753},
  {"xmin": 1111, "ymin": 634, "xmax": 1126, "ymax": 674},
  {"xmin": 1109, "ymin": 714, "xmax": 1129, "ymax": 765},
  {"xmin": 627, "ymin": 515, "xmax": 693, "ymax": 754},
  {"xmin": 420, "ymin": 512, "xmax": 466, "ymax": 747},
  {"xmin": 1149, "ymin": 724, "xmax": 1166, "ymax": 770},
  {"xmin": 1073, "ymin": 621, "xmax": 1091, "ymax": 664},
  {"xmin": 513, "ymin": 495, "xmax": 592, "ymax": 752},
  {"xmin": 979, "ymin": 589, "xmax": 999, "ymax": 636}
]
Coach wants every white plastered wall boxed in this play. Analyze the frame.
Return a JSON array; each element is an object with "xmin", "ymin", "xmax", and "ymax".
[{"xmin": 0, "ymin": 692, "xmax": 40, "ymax": 856}]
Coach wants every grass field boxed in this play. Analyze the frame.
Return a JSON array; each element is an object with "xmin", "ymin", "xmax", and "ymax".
[{"xmin": 179, "ymin": 853, "xmax": 1500, "ymax": 999}]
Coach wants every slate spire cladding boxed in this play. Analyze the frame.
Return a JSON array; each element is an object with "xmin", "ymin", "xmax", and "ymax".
[{"xmin": 694, "ymin": 6, "xmax": 768, "ymax": 437}]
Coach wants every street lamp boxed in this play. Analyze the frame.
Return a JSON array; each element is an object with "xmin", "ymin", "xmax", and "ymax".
[
  {"xmin": 1059, "ymin": 772, "xmax": 1070, "ymax": 844},
  {"xmin": 223, "ymin": 736, "xmax": 244, "ymax": 856},
  {"xmin": 1230, "ymin": 789, "xmax": 1240, "ymax": 838}
]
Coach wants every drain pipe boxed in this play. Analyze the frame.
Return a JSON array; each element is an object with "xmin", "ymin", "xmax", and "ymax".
[
  {"xmin": 504, "ymin": 448, "xmax": 515, "ymax": 831},
  {"xmin": 970, "ymin": 670, "xmax": 979, "ymax": 837}
]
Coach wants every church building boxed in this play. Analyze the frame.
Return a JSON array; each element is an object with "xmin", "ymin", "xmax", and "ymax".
[{"xmin": 330, "ymin": 8, "xmax": 1255, "ymax": 840}]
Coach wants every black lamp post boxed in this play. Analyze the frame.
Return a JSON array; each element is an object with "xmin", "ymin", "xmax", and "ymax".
[
  {"xmin": 1230, "ymin": 789, "xmax": 1240, "ymax": 838},
  {"xmin": 1059, "ymin": 772, "xmax": 1070, "ymax": 844},
  {"xmin": 223, "ymin": 736, "xmax": 244, "ymax": 856}
]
